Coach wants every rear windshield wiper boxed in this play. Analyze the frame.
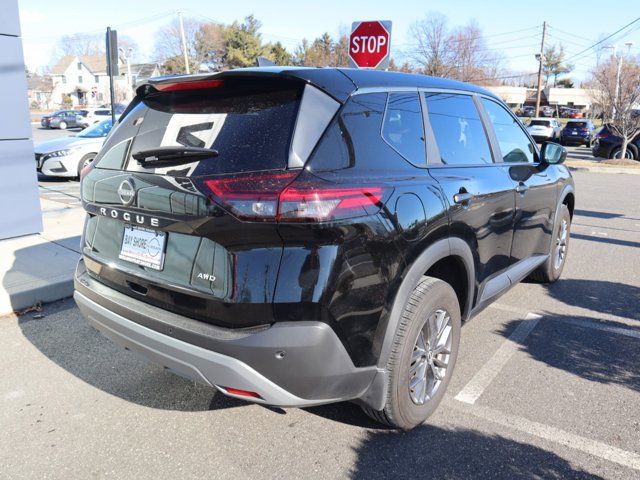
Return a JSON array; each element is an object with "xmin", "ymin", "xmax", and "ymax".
[{"xmin": 132, "ymin": 146, "xmax": 219, "ymax": 167}]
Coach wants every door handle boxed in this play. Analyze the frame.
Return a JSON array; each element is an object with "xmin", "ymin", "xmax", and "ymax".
[
  {"xmin": 515, "ymin": 183, "xmax": 528, "ymax": 194},
  {"xmin": 453, "ymin": 192, "xmax": 474, "ymax": 204}
]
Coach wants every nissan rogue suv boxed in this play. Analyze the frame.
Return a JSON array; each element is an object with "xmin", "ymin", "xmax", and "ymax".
[{"xmin": 74, "ymin": 68, "xmax": 574, "ymax": 430}]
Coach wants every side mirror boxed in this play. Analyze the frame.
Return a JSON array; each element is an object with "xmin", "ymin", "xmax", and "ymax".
[{"xmin": 540, "ymin": 142, "xmax": 567, "ymax": 166}]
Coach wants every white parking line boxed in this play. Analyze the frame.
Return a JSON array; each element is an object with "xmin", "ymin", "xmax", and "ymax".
[
  {"xmin": 491, "ymin": 303, "xmax": 640, "ymax": 339},
  {"xmin": 452, "ymin": 401, "xmax": 640, "ymax": 471},
  {"xmin": 554, "ymin": 317, "xmax": 640, "ymax": 340},
  {"xmin": 454, "ymin": 312, "xmax": 541, "ymax": 405}
]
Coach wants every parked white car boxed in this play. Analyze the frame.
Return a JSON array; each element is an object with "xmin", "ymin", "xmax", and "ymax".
[
  {"xmin": 78, "ymin": 108, "xmax": 112, "ymax": 127},
  {"xmin": 35, "ymin": 119, "xmax": 112, "ymax": 179},
  {"xmin": 526, "ymin": 118, "xmax": 562, "ymax": 143}
]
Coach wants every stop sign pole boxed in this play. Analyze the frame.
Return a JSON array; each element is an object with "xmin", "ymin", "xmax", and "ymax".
[{"xmin": 349, "ymin": 20, "xmax": 392, "ymax": 70}]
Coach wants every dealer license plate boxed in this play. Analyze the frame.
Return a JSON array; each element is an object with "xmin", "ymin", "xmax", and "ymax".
[{"xmin": 119, "ymin": 225, "xmax": 166, "ymax": 270}]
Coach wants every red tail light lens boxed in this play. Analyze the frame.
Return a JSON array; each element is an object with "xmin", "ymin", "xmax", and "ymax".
[
  {"xmin": 598, "ymin": 132, "xmax": 608, "ymax": 139},
  {"xmin": 203, "ymin": 170, "xmax": 390, "ymax": 222},
  {"xmin": 204, "ymin": 171, "xmax": 299, "ymax": 221}
]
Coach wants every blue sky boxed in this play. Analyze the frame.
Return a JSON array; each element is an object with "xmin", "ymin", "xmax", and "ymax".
[{"xmin": 18, "ymin": 0, "xmax": 640, "ymax": 81}]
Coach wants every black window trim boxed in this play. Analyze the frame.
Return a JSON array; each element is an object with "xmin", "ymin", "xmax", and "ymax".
[
  {"xmin": 477, "ymin": 94, "xmax": 542, "ymax": 166},
  {"xmin": 420, "ymin": 89, "xmax": 498, "ymax": 168}
]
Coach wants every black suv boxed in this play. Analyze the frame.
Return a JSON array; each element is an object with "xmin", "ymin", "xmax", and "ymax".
[
  {"xmin": 74, "ymin": 68, "xmax": 574, "ymax": 429},
  {"xmin": 592, "ymin": 124, "xmax": 639, "ymax": 160}
]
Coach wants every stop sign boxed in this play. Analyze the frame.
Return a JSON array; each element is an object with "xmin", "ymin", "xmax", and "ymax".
[{"xmin": 349, "ymin": 21, "xmax": 392, "ymax": 69}]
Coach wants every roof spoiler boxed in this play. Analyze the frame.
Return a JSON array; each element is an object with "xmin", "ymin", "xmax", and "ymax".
[{"xmin": 135, "ymin": 67, "xmax": 357, "ymax": 104}]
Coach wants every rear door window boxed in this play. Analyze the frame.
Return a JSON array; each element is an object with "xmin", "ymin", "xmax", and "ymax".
[
  {"xmin": 424, "ymin": 93, "xmax": 493, "ymax": 165},
  {"xmin": 126, "ymin": 78, "xmax": 303, "ymax": 177},
  {"xmin": 382, "ymin": 93, "xmax": 426, "ymax": 166}
]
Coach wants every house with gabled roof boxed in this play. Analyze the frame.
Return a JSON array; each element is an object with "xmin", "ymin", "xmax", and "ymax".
[{"xmin": 49, "ymin": 55, "xmax": 160, "ymax": 108}]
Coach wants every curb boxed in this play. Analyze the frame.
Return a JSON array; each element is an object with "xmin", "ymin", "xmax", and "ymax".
[
  {"xmin": 1, "ymin": 278, "xmax": 74, "ymax": 317},
  {"xmin": 567, "ymin": 165, "xmax": 640, "ymax": 175}
]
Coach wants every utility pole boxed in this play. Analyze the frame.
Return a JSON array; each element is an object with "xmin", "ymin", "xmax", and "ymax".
[
  {"xmin": 105, "ymin": 27, "xmax": 118, "ymax": 125},
  {"xmin": 534, "ymin": 21, "xmax": 547, "ymax": 118},
  {"xmin": 119, "ymin": 46, "xmax": 134, "ymax": 99},
  {"xmin": 178, "ymin": 11, "xmax": 190, "ymax": 74}
]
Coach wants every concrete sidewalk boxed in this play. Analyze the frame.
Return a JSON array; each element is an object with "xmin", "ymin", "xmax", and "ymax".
[{"xmin": 0, "ymin": 198, "xmax": 84, "ymax": 316}]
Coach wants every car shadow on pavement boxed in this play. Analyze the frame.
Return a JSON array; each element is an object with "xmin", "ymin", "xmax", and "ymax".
[
  {"xmin": 498, "ymin": 313, "xmax": 640, "ymax": 393},
  {"xmin": 349, "ymin": 425, "xmax": 603, "ymax": 479},
  {"xmin": 543, "ymin": 279, "xmax": 640, "ymax": 320},
  {"xmin": 18, "ymin": 298, "xmax": 242, "ymax": 412}
]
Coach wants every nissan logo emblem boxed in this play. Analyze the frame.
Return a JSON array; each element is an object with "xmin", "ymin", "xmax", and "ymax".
[{"xmin": 117, "ymin": 179, "xmax": 136, "ymax": 206}]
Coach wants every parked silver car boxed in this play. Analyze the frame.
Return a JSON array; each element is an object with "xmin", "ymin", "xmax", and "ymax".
[
  {"xmin": 35, "ymin": 119, "xmax": 112, "ymax": 178},
  {"xmin": 526, "ymin": 118, "xmax": 561, "ymax": 143}
]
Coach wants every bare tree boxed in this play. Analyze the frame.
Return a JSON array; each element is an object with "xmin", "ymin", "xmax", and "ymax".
[
  {"xmin": 408, "ymin": 14, "xmax": 504, "ymax": 84},
  {"xmin": 55, "ymin": 34, "xmax": 104, "ymax": 58},
  {"xmin": 409, "ymin": 12, "xmax": 454, "ymax": 77},
  {"xmin": 591, "ymin": 55, "xmax": 640, "ymax": 159},
  {"xmin": 153, "ymin": 17, "xmax": 207, "ymax": 73}
]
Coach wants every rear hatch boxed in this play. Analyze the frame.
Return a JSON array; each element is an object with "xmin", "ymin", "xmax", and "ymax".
[{"xmin": 80, "ymin": 74, "xmax": 340, "ymax": 328}]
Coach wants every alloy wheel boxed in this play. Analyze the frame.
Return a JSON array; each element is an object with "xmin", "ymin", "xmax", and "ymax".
[
  {"xmin": 408, "ymin": 309, "xmax": 452, "ymax": 405},
  {"xmin": 554, "ymin": 218, "xmax": 568, "ymax": 270}
]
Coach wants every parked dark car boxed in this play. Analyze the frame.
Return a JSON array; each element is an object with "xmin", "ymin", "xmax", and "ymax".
[
  {"xmin": 560, "ymin": 120, "xmax": 595, "ymax": 146},
  {"xmin": 40, "ymin": 110, "xmax": 85, "ymax": 130},
  {"xmin": 74, "ymin": 68, "xmax": 574, "ymax": 430},
  {"xmin": 591, "ymin": 124, "xmax": 639, "ymax": 159},
  {"xmin": 521, "ymin": 106, "xmax": 535, "ymax": 117}
]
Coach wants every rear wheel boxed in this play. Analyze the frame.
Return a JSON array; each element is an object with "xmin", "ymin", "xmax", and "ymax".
[
  {"xmin": 58, "ymin": 121, "xmax": 67, "ymax": 130},
  {"xmin": 361, "ymin": 277, "xmax": 461, "ymax": 430},
  {"xmin": 611, "ymin": 147, "xmax": 635, "ymax": 160},
  {"xmin": 528, "ymin": 204, "xmax": 571, "ymax": 283}
]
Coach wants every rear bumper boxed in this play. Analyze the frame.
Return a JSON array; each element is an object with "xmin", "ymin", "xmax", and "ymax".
[
  {"xmin": 531, "ymin": 134, "xmax": 553, "ymax": 142},
  {"xmin": 74, "ymin": 260, "xmax": 376, "ymax": 407},
  {"xmin": 561, "ymin": 134, "xmax": 589, "ymax": 144}
]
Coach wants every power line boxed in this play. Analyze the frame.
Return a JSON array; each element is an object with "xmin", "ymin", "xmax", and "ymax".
[{"xmin": 563, "ymin": 17, "xmax": 640, "ymax": 63}]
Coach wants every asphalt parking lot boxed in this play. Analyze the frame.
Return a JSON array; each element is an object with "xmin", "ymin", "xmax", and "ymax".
[{"xmin": 2, "ymin": 127, "xmax": 638, "ymax": 479}]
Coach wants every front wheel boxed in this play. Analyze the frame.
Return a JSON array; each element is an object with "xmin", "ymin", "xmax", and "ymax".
[
  {"xmin": 58, "ymin": 121, "xmax": 67, "ymax": 130},
  {"xmin": 528, "ymin": 204, "xmax": 571, "ymax": 283},
  {"xmin": 362, "ymin": 277, "xmax": 461, "ymax": 430},
  {"xmin": 77, "ymin": 154, "xmax": 95, "ymax": 179}
]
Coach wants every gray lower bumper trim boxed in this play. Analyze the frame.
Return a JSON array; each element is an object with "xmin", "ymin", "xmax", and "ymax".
[{"xmin": 74, "ymin": 291, "xmax": 343, "ymax": 407}]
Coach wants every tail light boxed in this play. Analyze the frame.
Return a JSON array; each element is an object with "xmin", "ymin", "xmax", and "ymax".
[
  {"xmin": 203, "ymin": 170, "xmax": 390, "ymax": 222},
  {"xmin": 598, "ymin": 132, "xmax": 608, "ymax": 139},
  {"xmin": 153, "ymin": 79, "xmax": 224, "ymax": 92}
]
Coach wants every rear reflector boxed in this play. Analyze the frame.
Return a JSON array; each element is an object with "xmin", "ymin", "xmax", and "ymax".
[
  {"xmin": 222, "ymin": 387, "xmax": 262, "ymax": 399},
  {"xmin": 203, "ymin": 170, "xmax": 390, "ymax": 222},
  {"xmin": 154, "ymin": 79, "xmax": 224, "ymax": 92}
]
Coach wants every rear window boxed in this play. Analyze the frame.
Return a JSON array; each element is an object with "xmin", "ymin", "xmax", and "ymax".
[
  {"xmin": 124, "ymin": 78, "xmax": 303, "ymax": 177},
  {"xmin": 529, "ymin": 120, "xmax": 551, "ymax": 127},
  {"xmin": 566, "ymin": 121, "xmax": 587, "ymax": 128}
]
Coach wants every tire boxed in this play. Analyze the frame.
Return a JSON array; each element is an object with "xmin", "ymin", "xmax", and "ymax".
[
  {"xmin": 361, "ymin": 277, "xmax": 461, "ymax": 430},
  {"xmin": 528, "ymin": 204, "xmax": 571, "ymax": 283},
  {"xmin": 58, "ymin": 121, "xmax": 67, "ymax": 130},
  {"xmin": 611, "ymin": 147, "xmax": 635, "ymax": 160},
  {"xmin": 77, "ymin": 154, "xmax": 95, "ymax": 179}
]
